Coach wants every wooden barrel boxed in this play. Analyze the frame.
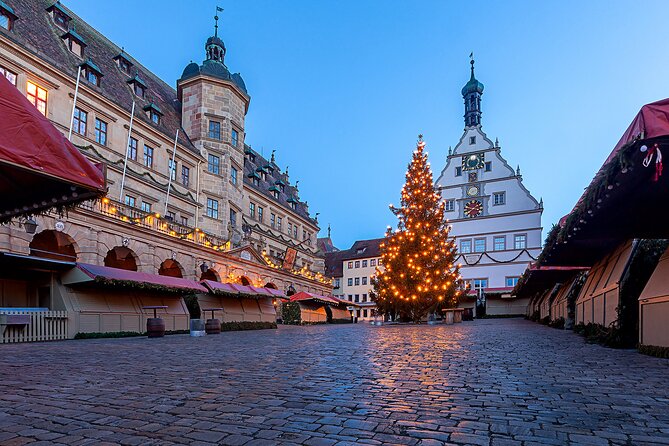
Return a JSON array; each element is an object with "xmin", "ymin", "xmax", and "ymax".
[
  {"xmin": 147, "ymin": 318, "xmax": 165, "ymax": 338},
  {"xmin": 205, "ymin": 318, "xmax": 221, "ymax": 334}
]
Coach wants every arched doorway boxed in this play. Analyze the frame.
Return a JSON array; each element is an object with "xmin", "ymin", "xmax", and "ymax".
[
  {"xmin": 29, "ymin": 230, "xmax": 77, "ymax": 261},
  {"xmin": 200, "ymin": 269, "xmax": 219, "ymax": 281},
  {"xmin": 239, "ymin": 276, "xmax": 251, "ymax": 286},
  {"xmin": 104, "ymin": 246, "xmax": 138, "ymax": 271},
  {"xmin": 158, "ymin": 259, "xmax": 184, "ymax": 278},
  {"xmin": 264, "ymin": 282, "xmax": 277, "ymax": 289}
]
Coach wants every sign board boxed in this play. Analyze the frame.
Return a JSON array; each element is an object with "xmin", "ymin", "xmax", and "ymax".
[{"xmin": 282, "ymin": 247, "xmax": 297, "ymax": 271}]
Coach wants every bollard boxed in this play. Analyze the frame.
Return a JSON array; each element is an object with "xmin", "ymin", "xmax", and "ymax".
[{"xmin": 190, "ymin": 319, "xmax": 206, "ymax": 337}]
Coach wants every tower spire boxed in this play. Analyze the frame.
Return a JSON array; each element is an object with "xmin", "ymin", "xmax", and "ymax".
[
  {"xmin": 461, "ymin": 53, "xmax": 484, "ymax": 128},
  {"xmin": 214, "ymin": 6, "xmax": 223, "ymax": 37}
]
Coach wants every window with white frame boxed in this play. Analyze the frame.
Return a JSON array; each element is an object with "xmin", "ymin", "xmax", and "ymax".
[
  {"xmin": 141, "ymin": 202, "xmax": 151, "ymax": 213},
  {"xmin": 73, "ymin": 107, "xmax": 87, "ymax": 136},
  {"xmin": 493, "ymin": 236, "xmax": 506, "ymax": 251},
  {"xmin": 0, "ymin": 67, "xmax": 17, "ymax": 85},
  {"xmin": 514, "ymin": 234, "xmax": 527, "ymax": 249},
  {"xmin": 460, "ymin": 239, "xmax": 472, "ymax": 254},
  {"xmin": 354, "ymin": 277, "xmax": 360, "ymax": 286},
  {"xmin": 206, "ymin": 198, "xmax": 219, "ymax": 219},
  {"xmin": 370, "ymin": 259, "xmax": 376, "ymax": 267},
  {"xmin": 362, "ymin": 277, "xmax": 367, "ymax": 285},
  {"xmin": 124, "ymin": 195, "xmax": 136, "ymax": 208},
  {"xmin": 445, "ymin": 199, "xmax": 455, "ymax": 212},
  {"xmin": 474, "ymin": 238, "xmax": 486, "ymax": 253},
  {"xmin": 347, "ymin": 278, "xmax": 353, "ymax": 286},
  {"xmin": 355, "ymin": 261, "xmax": 360, "ymax": 268},
  {"xmin": 506, "ymin": 277, "xmax": 520, "ymax": 287}
]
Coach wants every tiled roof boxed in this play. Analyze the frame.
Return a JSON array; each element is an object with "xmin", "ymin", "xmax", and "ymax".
[
  {"xmin": 317, "ymin": 237, "xmax": 338, "ymax": 254},
  {"xmin": 340, "ymin": 238, "xmax": 384, "ymax": 261},
  {"xmin": 324, "ymin": 249, "xmax": 350, "ymax": 278},
  {"xmin": 2, "ymin": 0, "xmax": 198, "ymax": 154},
  {"xmin": 243, "ymin": 144, "xmax": 317, "ymax": 224}
]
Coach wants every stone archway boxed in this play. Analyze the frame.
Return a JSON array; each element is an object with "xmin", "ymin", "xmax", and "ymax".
[
  {"xmin": 29, "ymin": 230, "xmax": 78, "ymax": 261},
  {"xmin": 239, "ymin": 276, "xmax": 251, "ymax": 286},
  {"xmin": 200, "ymin": 269, "xmax": 220, "ymax": 282},
  {"xmin": 158, "ymin": 259, "xmax": 184, "ymax": 278},
  {"xmin": 264, "ymin": 282, "xmax": 278, "ymax": 289},
  {"xmin": 104, "ymin": 246, "xmax": 138, "ymax": 271}
]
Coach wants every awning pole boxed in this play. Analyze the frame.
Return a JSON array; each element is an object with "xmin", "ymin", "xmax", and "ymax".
[
  {"xmin": 67, "ymin": 66, "xmax": 82, "ymax": 141},
  {"xmin": 119, "ymin": 100, "xmax": 136, "ymax": 201},
  {"xmin": 164, "ymin": 129, "xmax": 179, "ymax": 216}
]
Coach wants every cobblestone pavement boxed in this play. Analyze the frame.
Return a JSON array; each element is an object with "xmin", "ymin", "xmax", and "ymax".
[{"xmin": 0, "ymin": 319, "xmax": 668, "ymax": 446}]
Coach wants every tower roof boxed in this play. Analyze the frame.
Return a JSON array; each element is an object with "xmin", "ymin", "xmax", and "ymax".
[{"xmin": 461, "ymin": 58, "xmax": 484, "ymax": 97}]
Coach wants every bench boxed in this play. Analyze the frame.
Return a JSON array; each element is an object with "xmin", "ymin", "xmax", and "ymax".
[{"xmin": 0, "ymin": 314, "xmax": 31, "ymax": 334}]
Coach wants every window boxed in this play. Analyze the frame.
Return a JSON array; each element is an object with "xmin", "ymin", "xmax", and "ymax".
[
  {"xmin": 362, "ymin": 277, "xmax": 368, "ymax": 285},
  {"xmin": 303, "ymin": 230, "xmax": 307, "ymax": 240},
  {"xmin": 94, "ymin": 119, "xmax": 107, "ymax": 146},
  {"xmin": 485, "ymin": 162, "xmax": 492, "ymax": 172},
  {"xmin": 181, "ymin": 166, "xmax": 190, "ymax": 187},
  {"xmin": 445, "ymin": 199, "xmax": 455, "ymax": 212},
  {"xmin": 206, "ymin": 198, "xmax": 218, "ymax": 219},
  {"xmin": 249, "ymin": 203, "xmax": 256, "ymax": 218},
  {"xmin": 354, "ymin": 277, "xmax": 360, "ymax": 286},
  {"xmin": 356, "ymin": 310, "xmax": 360, "ymax": 318},
  {"xmin": 229, "ymin": 209, "xmax": 237, "ymax": 227},
  {"xmin": 253, "ymin": 177, "xmax": 260, "ymax": 187},
  {"xmin": 127, "ymin": 137, "xmax": 137, "ymax": 161},
  {"xmin": 506, "ymin": 277, "xmax": 520, "ymax": 287},
  {"xmin": 208, "ymin": 154, "xmax": 220, "ymax": 174},
  {"xmin": 181, "ymin": 216, "xmax": 188, "ymax": 226},
  {"xmin": 347, "ymin": 294, "xmax": 352, "ymax": 301},
  {"xmin": 51, "ymin": 9, "xmax": 70, "ymax": 29},
  {"xmin": 72, "ymin": 107, "xmax": 87, "ymax": 136},
  {"xmin": 377, "ymin": 258, "xmax": 382, "ymax": 266},
  {"xmin": 469, "ymin": 136, "xmax": 476, "ymax": 145},
  {"xmin": 149, "ymin": 110, "xmax": 160, "ymax": 125},
  {"xmin": 493, "ymin": 192, "xmax": 506, "ymax": 205},
  {"xmin": 231, "ymin": 166, "xmax": 238, "ymax": 185},
  {"xmin": 493, "ymin": 236, "xmax": 506, "ymax": 251},
  {"xmin": 0, "ymin": 10, "xmax": 8, "ymax": 30},
  {"xmin": 124, "ymin": 195, "xmax": 136, "ymax": 208},
  {"xmin": 471, "ymin": 278, "xmax": 488, "ymax": 290},
  {"xmin": 370, "ymin": 259, "xmax": 376, "ymax": 267},
  {"xmin": 347, "ymin": 278, "xmax": 353, "ymax": 286},
  {"xmin": 348, "ymin": 261, "xmax": 353, "ymax": 269},
  {"xmin": 363, "ymin": 309, "xmax": 368, "ymax": 318},
  {"xmin": 141, "ymin": 202, "xmax": 152, "ymax": 213},
  {"xmin": 258, "ymin": 206, "xmax": 263, "ymax": 223},
  {"xmin": 26, "ymin": 81, "xmax": 47, "ymax": 115},
  {"xmin": 167, "ymin": 211, "xmax": 176, "ymax": 221},
  {"xmin": 355, "ymin": 261, "xmax": 360, "ymax": 268},
  {"xmin": 288, "ymin": 223, "xmax": 292, "ymax": 235},
  {"xmin": 270, "ymin": 213, "xmax": 276, "ymax": 228},
  {"xmin": 474, "ymin": 238, "xmax": 486, "ymax": 253},
  {"xmin": 362, "ymin": 293, "xmax": 367, "ymax": 302},
  {"xmin": 460, "ymin": 239, "xmax": 472, "ymax": 254},
  {"xmin": 115, "ymin": 54, "xmax": 132, "ymax": 74},
  {"xmin": 272, "ymin": 190, "xmax": 279, "ymax": 199},
  {"xmin": 361, "ymin": 260, "xmax": 368, "ymax": 268},
  {"xmin": 168, "ymin": 159, "xmax": 176, "ymax": 181},
  {"xmin": 231, "ymin": 128, "xmax": 239, "ymax": 147},
  {"xmin": 86, "ymin": 69, "xmax": 99, "ymax": 86},
  {"xmin": 277, "ymin": 217, "xmax": 282, "ymax": 231},
  {"xmin": 0, "ymin": 67, "xmax": 17, "ymax": 85},
  {"xmin": 514, "ymin": 234, "xmax": 527, "ymax": 250},
  {"xmin": 209, "ymin": 121, "xmax": 221, "ymax": 140},
  {"xmin": 293, "ymin": 226, "xmax": 297, "ymax": 237},
  {"xmin": 134, "ymin": 83, "xmax": 145, "ymax": 97},
  {"xmin": 143, "ymin": 145, "xmax": 154, "ymax": 168},
  {"xmin": 68, "ymin": 38, "xmax": 83, "ymax": 57},
  {"xmin": 455, "ymin": 166, "xmax": 462, "ymax": 177}
]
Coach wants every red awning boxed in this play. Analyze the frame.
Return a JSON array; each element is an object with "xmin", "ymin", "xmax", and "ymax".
[
  {"xmin": 63, "ymin": 263, "xmax": 207, "ymax": 294},
  {"xmin": 0, "ymin": 75, "xmax": 106, "ymax": 222},
  {"xmin": 201, "ymin": 280, "xmax": 285, "ymax": 299},
  {"xmin": 290, "ymin": 291, "xmax": 340, "ymax": 305}
]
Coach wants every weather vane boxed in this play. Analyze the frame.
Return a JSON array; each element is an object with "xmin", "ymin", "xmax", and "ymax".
[{"xmin": 214, "ymin": 6, "xmax": 223, "ymax": 37}]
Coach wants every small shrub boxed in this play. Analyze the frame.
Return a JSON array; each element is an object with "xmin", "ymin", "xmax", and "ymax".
[
  {"xmin": 549, "ymin": 317, "xmax": 565, "ymax": 329},
  {"xmin": 220, "ymin": 321, "xmax": 277, "ymax": 331},
  {"xmin": 281, "ymin": 302, "xmax": 302, "ymax": 325},
  {"xmin": 638, "ymin": 344, "xmax": 669, "ymax": 359},
  {"xmin": 539, "ymin": 316, "xmax": 551, "ymax": 325}
]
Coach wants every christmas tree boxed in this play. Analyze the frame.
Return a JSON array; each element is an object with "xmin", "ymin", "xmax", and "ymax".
[{"xmin": 372, "ymin": 135, "xmax": 463, "ymax": 322}]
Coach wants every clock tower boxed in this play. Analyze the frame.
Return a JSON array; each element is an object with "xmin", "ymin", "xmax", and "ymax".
[{"xmin": 434, "ymin": 58, "xmax": 543, "ymax": 317}]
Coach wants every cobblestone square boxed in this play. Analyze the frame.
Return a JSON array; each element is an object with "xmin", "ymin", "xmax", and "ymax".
[{"xmin": 0, "ymin": 319, "xmax": 668, "ymax": 445}]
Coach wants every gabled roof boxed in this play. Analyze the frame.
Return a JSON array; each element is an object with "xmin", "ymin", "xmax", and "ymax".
[
  {"xmin": 341, "ymin": 238, "xmax": 384, "ymax": 261},
  {"xmin": 2, "ymin": 0, "xmax": 197, "ymax": 154},
  {"xmin": 324, "ymin": 249, "xmax": 350, "ymax": 278}
]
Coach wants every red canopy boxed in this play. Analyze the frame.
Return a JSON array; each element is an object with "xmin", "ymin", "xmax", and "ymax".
[
  {"xmin": 290, "ymin": 291, "xmax": 341, "ymax": 305},
  {"xmin": 202, "ymin": 280, "xmax": 286, "ymax": 299},
  {"xmin": 0, "ymin": 75, "xmax": 106, "ymax": 222},
  {"xmin": 63, "ymin": 263, "xmax": 207, "ymax": 294}
]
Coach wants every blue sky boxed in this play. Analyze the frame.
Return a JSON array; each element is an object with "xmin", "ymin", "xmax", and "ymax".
[{"xmin": 70, "ymin": 0, "xmax": 669, "ymax": 249}]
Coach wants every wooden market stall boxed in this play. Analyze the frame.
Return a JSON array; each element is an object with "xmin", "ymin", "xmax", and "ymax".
[
  {"xmin": 288, "ymin": 292, "xmax": 352, "ymax": 324},
  {"xmin": 198, "ymin": 280, "xmax": 281, "ymax": 325}
]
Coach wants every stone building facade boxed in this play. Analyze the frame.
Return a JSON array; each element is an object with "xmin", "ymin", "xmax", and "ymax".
[{"xmin": 0, "ymin": 0, "xmax": 329, "ymax": 297}]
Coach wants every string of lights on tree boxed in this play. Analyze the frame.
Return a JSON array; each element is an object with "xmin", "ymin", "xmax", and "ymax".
[{"xmin": 371, "ymin": 135, "xmax": 464, "ymax": 322}]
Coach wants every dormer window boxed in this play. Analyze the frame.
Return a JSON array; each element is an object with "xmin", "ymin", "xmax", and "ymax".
[
  {"xmin": 47, "ymin": 2, "xmax": 71, "ymax": 30},
  {"xmin": 127, "ymin": 75, "xmax": 147, "ymax": 98},
  {"xmin": 143, "ymin": 103, "xmax": 162, "ymax": 125},
  {"xmin": 253, "ymin": 177, "xmax": 260, "ymax": 187},
  {"xmin": 61, "ymin": 28, "xmax": 86, "ymax": 58},
  {"xmin": 0, "ymin": 2, "xmax": 17, "ymax": 31},
  {"xmin": 266, "ymin": 166, "xmax": 274, "ymax": 176},
  {"xmin": 273, "ymin": 190, "xmax": 279, "ymax": 199},
  {"xmin": 80, "ymin": 59, "xmax": 102, "ymax": 87},
  {"xmin": 113, "ymin": 51, "xmax": 133, "ymax": 75}
]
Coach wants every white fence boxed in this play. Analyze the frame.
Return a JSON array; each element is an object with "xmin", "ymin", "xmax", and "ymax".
[{"xmin": 0, "ymin": 310, "xmax": 69, "ymax": 343}]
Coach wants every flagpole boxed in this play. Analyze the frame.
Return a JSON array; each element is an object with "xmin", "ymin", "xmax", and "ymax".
[
  {"xmin": 67, "ymin": 66, "xmax": 82, "ymax": 141},
  {"xmin": 119, "ymin": 100, "xmax": 136, "ymax": 201},
  {"xmin": 164, "ymin": 130, "xmax": 179, "ymax": 216}
]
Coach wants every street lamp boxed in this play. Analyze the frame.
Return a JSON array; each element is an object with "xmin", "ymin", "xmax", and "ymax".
[
  {"xmin": 286, "ymin": 283, "xmax": 296, "ymax": 296},
  {"xmin": 23, "ymin": 218, "xmax": 38, "ymax": 234}
]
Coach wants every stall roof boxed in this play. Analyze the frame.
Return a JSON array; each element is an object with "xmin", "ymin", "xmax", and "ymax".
[
  {"xmin": 201, "ymin": 280, "xmax": 286, "ymax": 299},
  {"xmin": 0, "ymin": 76, "xmax": 106, "ymax": 223},
  {"xmin": 290, "ymin": 291, "xmax": 341, "ymax": 305},
  {"xmin": 63, "ymin": 263, "xmax": 207, "ymax": 294},
  {"xmin": 513, "ymin": 265, "xmax": 589, "ymax": 299},
  {"xmin": 538, "ymin": 98, "xmax": 669, "ymax": 266}
]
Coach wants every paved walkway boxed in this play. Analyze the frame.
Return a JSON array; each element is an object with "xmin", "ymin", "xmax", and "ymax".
[{"xmin": 0, "ymin": 319, "xmax": 668, "ymax": 446}]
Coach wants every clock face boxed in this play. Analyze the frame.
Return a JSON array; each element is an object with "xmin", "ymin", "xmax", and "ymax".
[
  {"xmin": 467, "ymin": 186, "xmax": 479, "ymax": 197},
  {"xmin": 464, "ymin": 200, "xmax": 483, "ymax": 218},
  {"xmin": 462, "ymin": 153, "xmax": 485, "ymax": 171}
]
